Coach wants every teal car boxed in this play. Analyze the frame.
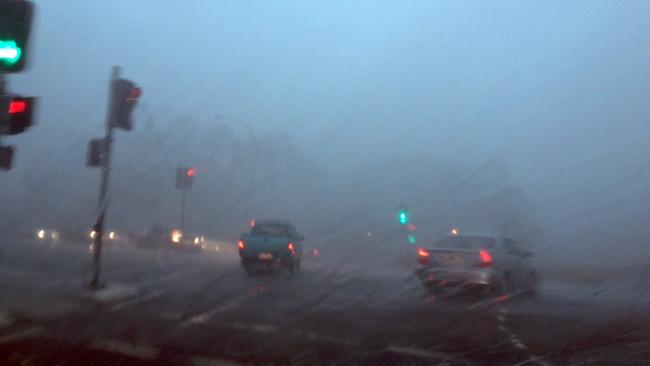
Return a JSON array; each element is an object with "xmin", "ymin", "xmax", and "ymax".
[{"xmin": 238, "ymin": 220, "xmax": 304, "ymax": 274}]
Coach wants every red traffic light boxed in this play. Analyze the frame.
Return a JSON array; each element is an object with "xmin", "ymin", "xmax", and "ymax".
[
  {"xmin": 8, "ymin": 100, "xmax": 26, "ymax": 114},
  {"xmin": 4, "ymin": 96, "xmax": 36, "ymax": 135},
  {"xmin": 187, "ymin": 168, "xmax": 195, "ymax": 177},
  {"xmin": 126, "ymin": 87, "xmax": 141, "ymax": 101}
]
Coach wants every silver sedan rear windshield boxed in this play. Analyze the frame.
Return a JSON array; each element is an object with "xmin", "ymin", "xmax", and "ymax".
[{"xmin": 433, "ymin": 236, "xmax": 495, "ymax": 249}]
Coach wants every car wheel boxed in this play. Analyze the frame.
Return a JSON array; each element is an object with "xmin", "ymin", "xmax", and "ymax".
[{"xmin": 241, "ymin": 261, "xmax": 253, "ymax": 275}]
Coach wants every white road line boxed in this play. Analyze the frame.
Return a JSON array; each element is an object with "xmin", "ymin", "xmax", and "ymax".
[
  {"xmin": 181, "ymin": 294, "xmax": 253, "ymax": 327},
  {"xmin": 138, "ymin": 268, "xmax": 205, "ymax": 287},
  {"xmin": 110, "ymin": 290, "xmax": 163, "ymax": 311},
  {"xmin": 514, "ymin": 342, "xmax": 529, "ymax": 350},
  {"xmin": 497, "ymin": 304, "xmax": 553, "ymax": 366},
  {"xmin": 0, "ymin": 326, "xmax": 43, "ymax": 345},
  {"xmin": 387, "ymin": 345, "xmax": 454, "ymax": 360},
  {"xmin": 93, "ymin": 284, "xmax": 139, "ymax": 303},
  {"xmin": 88, "ymin": 338, "xmax": 159, "ymax": 360},
  {"xmin": 181, "ymin": 280, "xmax": 282, "ymax": 327}
]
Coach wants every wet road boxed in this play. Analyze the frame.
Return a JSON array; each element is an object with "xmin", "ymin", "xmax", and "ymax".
[{"xmin": 1, "ymin": 237, "xmax": 649, "ymax": 365}]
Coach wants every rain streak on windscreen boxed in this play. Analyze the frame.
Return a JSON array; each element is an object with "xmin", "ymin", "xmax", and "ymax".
[{"xmin": 0, "ymin": 1, "xmax": 649, "ymax": 365}]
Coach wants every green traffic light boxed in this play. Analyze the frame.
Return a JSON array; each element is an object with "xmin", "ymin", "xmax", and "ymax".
[
  {"xmin": 398, "ymin": 211, "xmax": 408, "ymax": 225},
  {"xmin": 0, "ymin": 40, "xmax": 21, "ymax": 64},
  {"xmin": 407, "ymin": 234, "xmax": 417, "ymax": 244}
]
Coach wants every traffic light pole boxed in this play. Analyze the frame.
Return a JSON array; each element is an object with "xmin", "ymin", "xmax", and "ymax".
[
  {"xmin": 89, "ymin": 66, "xmax": 120, "ymax": 289},
  {"xmin": 180, "ymin": 188, "xmax": 186, "ymax": 245}
]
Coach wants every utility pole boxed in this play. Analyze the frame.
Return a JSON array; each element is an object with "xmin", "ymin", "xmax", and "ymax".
[{"xmin": 89, "ymin": 66, "xmax": 119, "ymax": 289}]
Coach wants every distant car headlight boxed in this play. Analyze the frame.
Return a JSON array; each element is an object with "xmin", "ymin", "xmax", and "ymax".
[
  {"xmin": 109, "ymin": 231, "xmax": 116, "ymax": 240},
  {"xmin": 194, "ymin": 237, "xmax": 200, "ymax": 245},
  {"xmin": 50, "ymin": 231, "xmax": 60, "ymax": 241},
  {"xmin": 171, "ymin": 230, "xmax": 182, "ymax": 244},
  {"xmin": 90, "ymin": 230, "xmax": 97, "ymax": 239},
  {"xmin": 36, "ymin": 229, "xmax": 46, "ymax": 240}
]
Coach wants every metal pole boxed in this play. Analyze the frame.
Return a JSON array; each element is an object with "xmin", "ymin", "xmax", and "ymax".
[
  {"xmin": 89, "ymin": 66, "xmax": 120, "ymax": 289},
  {"xmin": 180, "ymin": 188, "xmax": 186, "ymax": 245},
  {"xmin": 0, "ymin": 74, "xmax": 5, "ymax": 146}
]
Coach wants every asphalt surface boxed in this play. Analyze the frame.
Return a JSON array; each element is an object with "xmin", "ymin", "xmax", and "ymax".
[{"xmin": 1, "ymin": 236, "xmax": 649, "ymax": 365}]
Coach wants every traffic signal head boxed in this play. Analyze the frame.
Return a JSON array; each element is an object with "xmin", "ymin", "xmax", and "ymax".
[
  {"xmin": 176, "ymin": 167, "xmax": 194, "ymax": 190},
  {"xmin": 0, "ymin": 145, "xmax": 14, "ymax": 170},
  {"xmin": 0, "ymin": 0, "xmax": 34, "ymax": 72},
  {"xmin": 110, "ymin": 78, "xmax": 141, "ymax": 131},
  {"xmin": 2, "ymin": 96, "xmax": 36, "ymax": 135},
  {"xmin": 398, "ymin": 210, "xmax": 409, "ymax": 225},
  {"xmin": 86, "ymin": 138, "xmax": 106, "ymax": 167}
]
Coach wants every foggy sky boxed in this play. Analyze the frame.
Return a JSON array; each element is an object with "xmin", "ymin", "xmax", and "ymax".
[{"xmin": 3, "ymin": 1, "xmax": 649, "ymax": 264}]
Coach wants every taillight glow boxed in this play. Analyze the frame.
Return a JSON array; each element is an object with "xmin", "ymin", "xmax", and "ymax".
[
  {"xmin": 238, "ymin": 240, "xmax": 245, "ymax": 249},
  {"xmin": 417, "ymin": 248, "xmax": 429, "ymax": 257},
  {"xmin": 287, "ymin": 242, "xmax": 295, "ymax": 252},
  {"xmin": 479, "ymin": 249, "xmax": 493, "ymax": 265}
]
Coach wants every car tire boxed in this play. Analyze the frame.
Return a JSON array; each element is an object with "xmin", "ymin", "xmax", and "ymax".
[{"xmin": 241, "ymin": 261, "xmax": 253, "ymax": 276}]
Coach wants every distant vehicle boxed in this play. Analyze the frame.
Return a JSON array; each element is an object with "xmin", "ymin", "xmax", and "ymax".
[
  {"xmin": 416, "ymin": 235, "xmax": 536, "ymax": 297},
  {"xmin": 35, "ymin": 228, "xmax": 60, "ymax": 242},
  {"xmin": 303, "ymin": 245, "xmax": 320, "ymax": 260},
  {"xmin": 137, "ymin": 225, "xmax": 172, "ymax": 249},
  {"xmin": 238, "ymin": 220, "xmax": 304, "ymax": 274}
]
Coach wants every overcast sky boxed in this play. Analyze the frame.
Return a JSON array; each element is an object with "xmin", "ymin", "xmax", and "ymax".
[{"xmin": 5, "ymin": 1, "xmax": 650, "ymax": 258}]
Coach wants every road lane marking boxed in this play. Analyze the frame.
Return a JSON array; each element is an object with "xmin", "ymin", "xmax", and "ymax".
[
  {"xmin": 497, "ymin": 304, "xmax": 553, "ymax": 366},
  {"xmin": 89, "ymin": 338, "xmax": 159, "ymax": 360},
  {"xmin": 0, "ymin": 326, "xmax": 43, "ymax": 345},
  {"xmin": 110, "ymin": 290, "xmax": 163, "ymax": 311},
  {"xmin": 93, "ymin": 284, "xmax": 139, "ymax": 303},
  {"xmin": 387, "ymin": 345, "xmax": 454, "ymax": 360},
  {"xmin": 181, "ymin": 279, "xmax": 282, "ymax": 327},
  {"xmin": 138, "ymin": 268, "xmax": 206, "ymax": 287}
]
